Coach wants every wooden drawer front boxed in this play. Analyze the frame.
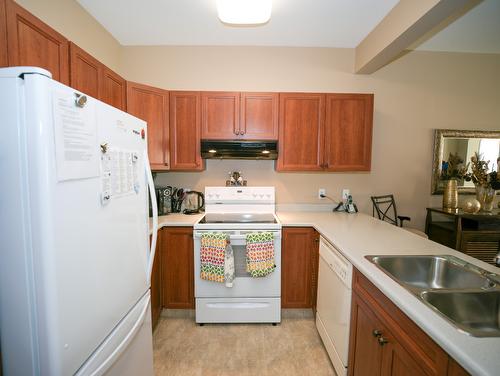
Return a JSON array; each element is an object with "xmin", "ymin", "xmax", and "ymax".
[
  {"xmin": 352, "ymin": 270, "xmax": 449, "ymax": 376},
  {"xmin": 460, "ymin": 231, "xmax": 500, "ymax": 265}
]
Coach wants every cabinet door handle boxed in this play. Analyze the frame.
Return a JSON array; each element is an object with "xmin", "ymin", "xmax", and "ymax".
[
  {"xmin": 372, "ymin": 329, "xmax": 382, "ymax": 338},
  {"xmin": 377, "ymin": 337, "xmax": 389, "ymax": 346}
]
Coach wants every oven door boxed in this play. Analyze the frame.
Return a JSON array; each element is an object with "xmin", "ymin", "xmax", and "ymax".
[{"xmin": 194, "ymin": 230, "xmax": 281, "ymax": 298}]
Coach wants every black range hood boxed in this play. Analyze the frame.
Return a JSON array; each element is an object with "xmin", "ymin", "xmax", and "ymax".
[{"xmin": 201, "ymin": 140, "xmax": 278, "ymax": 160}]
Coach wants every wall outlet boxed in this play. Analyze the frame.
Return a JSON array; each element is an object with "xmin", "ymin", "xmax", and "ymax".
[
  {"xmin": 318, "ymin": 188, "xmax": 326, "ymax": 199},
  {"xmin": 342, "ymin": 189, "xmax": 350, "ymax": 200}
]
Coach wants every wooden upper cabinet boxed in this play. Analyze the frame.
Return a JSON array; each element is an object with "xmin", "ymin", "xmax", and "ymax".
[
  {"xmin": 69, "ymin": 42, "xmax": 126, "ymax": 110},
  {"xmin": 0, "ymin": 0, "xmax": 8, "ymax": 67},
  {"xmin": 240, "ymin": 92, "xmax": 278, "ymax": 140},
  {"xmin": 277, "ymin": 93, "xmax": 325, "ymax": 171},
  {"xmin": 5, "ymin": 0, "xmax": 69, "ymax": 84},
  {"xmin": 69, "ymin": 42, "xmax": 100, "ymax": 98},
  {"xmin": 324, "ymin": 94, "xmax": 373, "ymax": 171},
  {"xmin": 201, "ymin": 91, "xmax": 240, "ymax": 139},
  {"xmin": 127, "ymin": 82, "xmax": 169, "ymax": 171},
  {"xmin": 170, "ymin": 91, "xmax": 203, "ymax": 171},
  {"xmin": 100, "ymin": 66, "xmax": 126, "ymax": 111}
]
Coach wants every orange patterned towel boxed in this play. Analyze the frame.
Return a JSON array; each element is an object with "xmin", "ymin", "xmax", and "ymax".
[
  {"xmin": 200, "ymin": 233, "xmax": 226, "ymax": 283},
  {"xmin": 246, "ymin": 232, "xmax": 276, "ymax": 278}
]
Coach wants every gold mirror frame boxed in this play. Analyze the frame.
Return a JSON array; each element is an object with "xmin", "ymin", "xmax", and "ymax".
[{"xmin": 431, "ymin": 129, "xmax": 500, "ymax": 195}]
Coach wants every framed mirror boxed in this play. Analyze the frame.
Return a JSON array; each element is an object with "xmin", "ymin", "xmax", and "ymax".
[{"xmin": 432, "ymin": 129, "xmax": 500, "ymax": 194}]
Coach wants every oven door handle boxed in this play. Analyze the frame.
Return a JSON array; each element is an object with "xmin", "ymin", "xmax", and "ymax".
[{"xmin": 194, "ymin": 233, "xmax": 281, "ymax": 241}]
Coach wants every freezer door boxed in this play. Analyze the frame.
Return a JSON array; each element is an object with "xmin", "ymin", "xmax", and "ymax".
[
  {"xmin": 1, "ymin": 70, "xmax": 151, "ymax": 375},
  {"xmin": 75, "ymin": 292, "xmax": 153, "ymax": 376}
]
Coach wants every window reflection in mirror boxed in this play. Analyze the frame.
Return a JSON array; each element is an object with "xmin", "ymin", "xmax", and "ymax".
[{"xmin": 442, "ymin": 138, "xmax": 500, "ymax": 187}]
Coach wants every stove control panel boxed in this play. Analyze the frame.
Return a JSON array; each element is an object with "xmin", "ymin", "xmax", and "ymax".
[{"xmin": 205, "ymin": 186, "xmax": 275, "ymax": 204}]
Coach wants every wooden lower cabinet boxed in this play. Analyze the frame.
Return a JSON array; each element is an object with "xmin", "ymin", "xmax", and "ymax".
[
  {"xmin": 150, "ymin": 230, "xmax": 163, "ymax": 329},
  {"xmin": 348, "ymin": 269, "xmax": 470, "ymax": 376},
  {"xmin": 161, "ymin": 227, "xmax": 195, "ymax": 309},
  {"xmin": 281, "ymin": 227, "xmax": 319, "ymax": 309}
]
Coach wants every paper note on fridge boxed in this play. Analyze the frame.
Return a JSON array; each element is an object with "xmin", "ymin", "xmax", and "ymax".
[{"xmin": 53, "ymin": 91, "xmax": 99, "ymax": 181}]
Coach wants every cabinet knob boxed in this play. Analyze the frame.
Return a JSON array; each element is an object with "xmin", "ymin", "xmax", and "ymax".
[
  {"xmin": 377, "ymin": 337, "xmax": 389, "ymax": 346},
  {"xmin": 372, "ymin": 329, "xmax": 382, "ymax": 338}
]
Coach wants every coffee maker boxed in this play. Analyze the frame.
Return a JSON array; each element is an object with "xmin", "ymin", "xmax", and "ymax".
[{"xmin": 155, "ymin": 186, "xmax": 174, "ymax": 215}]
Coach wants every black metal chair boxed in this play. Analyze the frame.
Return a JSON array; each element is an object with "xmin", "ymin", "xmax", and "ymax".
[
  {"xmin": 370, "ymin": 194, "xmax": 428, "ymax": 238},
  {"xmin": 371, "ymin": 194, "xmax": 410, "ymax": 227}
]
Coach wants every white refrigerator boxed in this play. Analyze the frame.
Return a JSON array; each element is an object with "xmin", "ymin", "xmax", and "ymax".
[{"xmin": 0, "ymin": 67, "xmax": 159, "ymax": 375}]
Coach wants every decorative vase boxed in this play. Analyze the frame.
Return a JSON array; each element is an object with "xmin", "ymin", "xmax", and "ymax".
[
  {"xmin": 475, "ymin": 184, "xmax": 495, "ymax": 212},
  {"xmin": 462, "ymin": 197, "xmax": 481, "ymax": 214},
  {"xmin": 443, "ymin": 179, "xmax": 458, "ymax": 210}
]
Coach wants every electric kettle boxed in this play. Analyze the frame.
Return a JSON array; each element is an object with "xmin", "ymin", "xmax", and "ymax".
[{"xmin": 182, "ymin": 191, "xmax": 205, "ymax": 214}]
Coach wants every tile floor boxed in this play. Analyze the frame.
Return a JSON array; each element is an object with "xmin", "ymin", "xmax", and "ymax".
[{"xmin": 152, "ymin": 313, "xmax": 336, "ymax": 376}]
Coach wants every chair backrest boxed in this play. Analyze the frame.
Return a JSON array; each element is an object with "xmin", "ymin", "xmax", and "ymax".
[{"xmin": 371, "ymin": 195, "xmax": 399, "ymax": 226}]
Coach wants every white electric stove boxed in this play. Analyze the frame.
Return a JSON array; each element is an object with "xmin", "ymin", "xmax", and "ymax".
[{"xmin": 193, "ymin": 187, "xmax": 282, "ymax": 323}]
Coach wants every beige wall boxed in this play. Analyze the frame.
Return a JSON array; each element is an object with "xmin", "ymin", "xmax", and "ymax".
[
  {"xmin": 9, "ymin": 0, "xmax": 500, "ymax": 230},
  {"xmin": 15, "ymin": 0, "xmax": 122, "ymax": 72},
  {"xmin": 121, "ymin": 46, "xmax": 500, "ymax": 229}
]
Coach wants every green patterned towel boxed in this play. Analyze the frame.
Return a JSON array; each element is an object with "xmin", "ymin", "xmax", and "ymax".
[{"xmin": 246, "ymin": 232, "xmax": 276, "ymax": 278}]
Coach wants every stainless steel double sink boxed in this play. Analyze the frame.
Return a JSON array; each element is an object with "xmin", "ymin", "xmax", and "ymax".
[{"xmin": 366, "ymin": 255, "xmax": 500, "ymax": 337}]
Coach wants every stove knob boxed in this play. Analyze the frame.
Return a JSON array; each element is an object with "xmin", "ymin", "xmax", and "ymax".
[
  {"xmin": 266, "ymin": 194, "xmax": 271, "ymax": 198},
  {"xmin": 252, "ymin": 193, "xmax": 257, "ymax": 198},
  {"xmin": 259, "ymin": 194, "xmax": 264, "ymax": 198}
]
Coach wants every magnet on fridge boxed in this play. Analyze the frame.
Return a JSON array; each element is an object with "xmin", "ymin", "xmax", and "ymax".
[{"xmin": 101, "ymin": 191, "xmax": 111, "ymax": 205}]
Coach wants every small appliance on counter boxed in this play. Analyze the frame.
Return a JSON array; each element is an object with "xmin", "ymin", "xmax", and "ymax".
[
  {"xmin": 182, "ymin": 190, "xmax": 205, "ymax": 214},
  {"xmin": 171, "ymin": 187, "xmax": 185, "ymax": 213},
  {"xmin": 155, "ymin": 186, "xmax": 174, "ymax": 215}
]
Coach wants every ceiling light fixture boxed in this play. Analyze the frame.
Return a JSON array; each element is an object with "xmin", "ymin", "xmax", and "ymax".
[
  {"xmin": 262, "ymin": 150, "xmax": 270, "ymax": 154},
  {"xmin": 209, "ymin": 149, "xmax": 217, "ymax": 154},
  {"xmin": 216, "ymin": 0, "xmax": 272, "ymax": 25}
]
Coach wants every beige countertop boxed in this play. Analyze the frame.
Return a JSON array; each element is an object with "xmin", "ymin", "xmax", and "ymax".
[
  {"xmin": 277, "ymin": 211, "xmax": 500, "ymax": 376},
  {"xmin": 149, "ymin": 213, "xmax": 204, "ymax": 233},
  {"xmin": 148, "ymin": 210, "xmax": 499, "ymax": 374}
]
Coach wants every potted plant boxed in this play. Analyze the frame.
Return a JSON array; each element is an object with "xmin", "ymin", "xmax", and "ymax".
[{"xmin": 464, "ymin": 153, "xmax": 500, "ymax": 212}]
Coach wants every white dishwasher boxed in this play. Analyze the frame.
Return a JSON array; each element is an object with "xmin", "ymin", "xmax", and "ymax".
[{"xmin": 316, "ymin": 237, "xmax": 353, "ymax": 376}]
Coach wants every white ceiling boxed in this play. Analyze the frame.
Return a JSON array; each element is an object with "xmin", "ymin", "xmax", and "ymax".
[
  {"xmin": 77, "ymin": 0, "xmax": 500, "ymax": 53},
  {"xmin": 416, "ymin": 0, "xmax": 500, "ymax": 54},
  {"xmin": 77, "ymin": 0, "xmax": 399, "ymax": 47}
]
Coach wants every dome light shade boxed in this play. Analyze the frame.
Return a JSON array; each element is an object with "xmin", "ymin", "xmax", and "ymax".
[{"xmin": 216, "ymin": 0, "xmax": 272, "ymax": 25}]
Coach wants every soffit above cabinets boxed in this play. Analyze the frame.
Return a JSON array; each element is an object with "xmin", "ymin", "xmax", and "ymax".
[{"xmin": 76, "ymin": 0, "xmax": 398, "ymax": 47}]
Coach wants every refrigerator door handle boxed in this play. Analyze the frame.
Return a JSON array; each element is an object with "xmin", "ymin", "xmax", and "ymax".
[{"xmin": 145, "ymin": 152, "xmax": 158, "ymax": 285}]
